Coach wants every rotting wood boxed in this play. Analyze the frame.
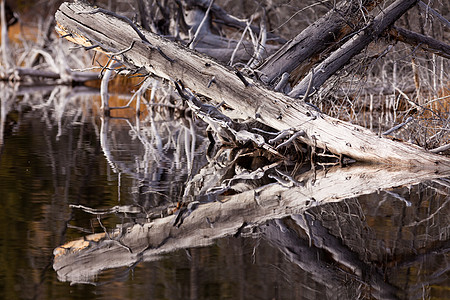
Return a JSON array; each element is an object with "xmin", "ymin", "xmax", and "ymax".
[
  {"xmin": 54, "ymin": 1, "xmax": 450, "ymax": 168},
  {"xmin": 52, "ymin": 164, "xmax": 449, "ymax": 283}
]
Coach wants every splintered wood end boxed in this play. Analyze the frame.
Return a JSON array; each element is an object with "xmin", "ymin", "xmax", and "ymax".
[{"xmin": 55, "ymin": 22, "xmax": 92, "ymax": 47}]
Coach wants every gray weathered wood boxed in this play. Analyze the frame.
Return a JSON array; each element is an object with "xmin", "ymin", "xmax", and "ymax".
[
  {"xmin": 184, "ymin": 0, "xmax": 286, "ymax": 44},
  {"xmin": 55, "ymin": 1, "xmax": 450, "ymax": 168},
  {"xmin": 388, "ymin": 26, "xmax": 450, "ymax": 59}
]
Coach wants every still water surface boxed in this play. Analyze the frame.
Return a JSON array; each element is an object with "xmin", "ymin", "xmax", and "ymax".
[{"xmin": 0, "ymin": 89, "xmax": 449, "ymax": 299}]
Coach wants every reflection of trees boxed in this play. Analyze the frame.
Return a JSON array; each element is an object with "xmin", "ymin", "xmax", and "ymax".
[
  {"xmin": 0, "ymin": 83, "xmax": 14, "ymax": 149},
  {"xmin": 0, "ymin": 84, "xmax": 105, "ymax": 299},
  {"xmin": 0, "ymin": 83, "xmax": 99, "ymax": 149},
  {"xmin": 97, "ymin": 80, "xmax": 210, "ymax": 216},
  {"xmin": 261, "ymin": 219, "xmax": 398, "ymax": 299},
  {"xmin": 1, "ymin": 0, "xmax": 446, "ymax": 298}
]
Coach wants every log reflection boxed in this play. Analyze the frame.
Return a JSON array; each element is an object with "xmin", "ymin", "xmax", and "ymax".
[{"xmin": 53, "ymin": 137, "xmax": 450, "ymax": 299}]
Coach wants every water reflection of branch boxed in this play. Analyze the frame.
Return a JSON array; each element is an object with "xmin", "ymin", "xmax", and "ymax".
[
  {"xmin": 261, "ymin": 220, "xmax": 398, "ymax": 299},
  {"xmin": 404, "ymin": 197, "xmax": 449, "ymax": 228},
  {"xmin": 0, "ymin": 83, "xmax": 98, "ymax": 148},
  {"xmin": 97, "ymin": 79, "xmax": 209, "ymax": 203},
  {"xmin": 99, "ymin": 116, "xmax": 119, "ymax": 173},
  {"xmin": 70, "ymin": 204, "xmax": 144, "ymax": 215},
  {"xmin": 386, "ymin": 245, "xmax": 450, "ymax": 297},
  {"xmin": 0, "ymin": 84, "xmax": 14, "ymax": 148}
]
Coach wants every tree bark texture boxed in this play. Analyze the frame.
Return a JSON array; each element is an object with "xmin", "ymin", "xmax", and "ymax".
[{"xmin": 55, "ymin": 1, "xmax": 450, "ymax": 169}]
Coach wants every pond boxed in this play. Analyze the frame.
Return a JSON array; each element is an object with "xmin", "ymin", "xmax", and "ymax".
[{"xmin": 0, "ymin": 84, "xmax": 449, "ymax": 300}]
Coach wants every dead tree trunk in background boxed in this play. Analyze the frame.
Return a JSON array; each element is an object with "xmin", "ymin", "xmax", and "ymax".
[
  {"xmin": 289, "ymin": 0, "xmax": 419, "ymax": 98},
  {"xmin": 257, "ymin": 0, "xmax": 383, "ymax": 87},
  {"xmin": 183, "ymin": 0, "xmax": 286, "ymax": 44},
  {"xmin": 388, "ymin": 26, "xmax": 450, "ymax": 59}
]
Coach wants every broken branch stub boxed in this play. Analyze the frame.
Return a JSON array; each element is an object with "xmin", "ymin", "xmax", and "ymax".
[{"xmin": 55, "ymin": 1, "xmax": 450, "ymax": 169}]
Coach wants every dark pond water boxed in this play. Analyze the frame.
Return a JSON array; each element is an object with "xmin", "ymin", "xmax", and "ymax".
[{"xmin": 0, "ymin": 86, "xmax": 449, "ymax": 300}]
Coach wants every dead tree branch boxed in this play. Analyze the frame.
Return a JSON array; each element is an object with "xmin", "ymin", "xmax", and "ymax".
[
  {"xmin": 388, "ymin": 26, "xmax": 450, "ymax": 59},
  {"xmin": 257, "ymin": 0, "xmax": 384, "ymax": 86}
]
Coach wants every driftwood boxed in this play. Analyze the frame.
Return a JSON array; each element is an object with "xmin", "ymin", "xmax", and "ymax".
[
  {"xmin": 52, "ymin": 164, "xmax": 449, "ymax": 284},
  {"xmin": 54, "ymin": 1, "xmax": 450, "ymax": 169}
]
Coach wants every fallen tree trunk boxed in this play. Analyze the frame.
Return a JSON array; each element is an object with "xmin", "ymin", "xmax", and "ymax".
[{"xmin": 55, "ymin": 1, "xmax": 450, "ymax": 169}]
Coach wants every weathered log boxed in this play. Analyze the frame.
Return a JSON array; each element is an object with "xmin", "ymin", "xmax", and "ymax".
[
  {"xmin": 54, "ymin": 1, "xmax": 450, "ymax": 168},
  {"xmin": 52, "ymin": 164, "xmax": 449, "ymax": 283},
  {"xmin": 288, "ymin": 0, "xmax": 419, "ymax": 98}
]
